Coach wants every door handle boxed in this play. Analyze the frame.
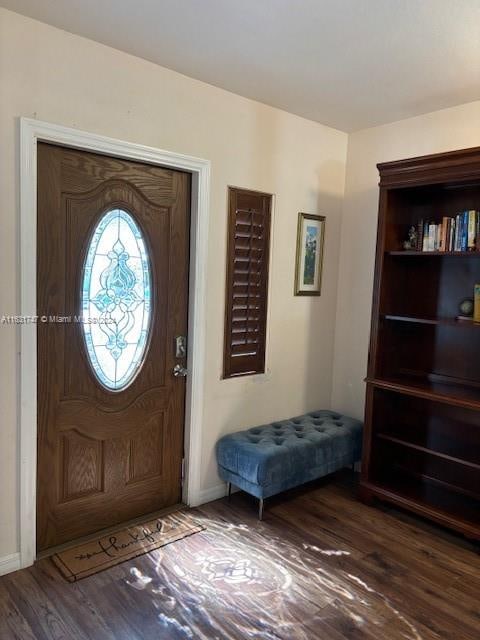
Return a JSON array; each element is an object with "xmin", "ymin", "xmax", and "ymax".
[{"xmin": 173, "ymin": 364, "xmax": 188, "ymax": 377}]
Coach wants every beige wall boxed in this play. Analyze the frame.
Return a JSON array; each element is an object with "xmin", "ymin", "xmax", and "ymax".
[
  {"xmin": 332, "ymin": 100, "xmax": 480, "ymax": 420},
  {"xmin": 0, "ymin": 9, "xmax": 348, "ymax": 557}
]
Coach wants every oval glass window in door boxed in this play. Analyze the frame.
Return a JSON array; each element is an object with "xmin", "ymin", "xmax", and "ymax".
[{"xmin": 81, "ymin": 208, "xmax": 152, "ymax": 390}]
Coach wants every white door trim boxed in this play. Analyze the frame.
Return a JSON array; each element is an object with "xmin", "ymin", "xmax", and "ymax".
[{"xmin": 20, "ymin": 118, "xmax": 210, "ymax": 569}]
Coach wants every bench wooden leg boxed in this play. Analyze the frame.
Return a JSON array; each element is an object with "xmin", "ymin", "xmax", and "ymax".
[{"xmin": 258, "ymin": 498, "xmax": 264, "ymax": 520}]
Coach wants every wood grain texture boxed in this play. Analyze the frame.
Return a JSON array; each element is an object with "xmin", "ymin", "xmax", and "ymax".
[
  {"xmin": 377, "ymin": 145, "xmax": 480, "ymax": 188},
  {"xmin": 37, "ymin": 144, "xmax": 191, "ymax": 550},
  {"xmin": 0, "ymin": 472, "xmax": 478, "ymax": 639},
  {"xmin": 61, "ymin": 431, "xmax": 104, "ymax": 502},
  {"xmin": 127, "ymin": 415, "xmax": 164, "ymax": 484}
]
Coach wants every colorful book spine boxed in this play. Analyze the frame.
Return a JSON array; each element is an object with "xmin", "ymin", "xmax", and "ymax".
[
  {"xmin": 468, "ymin": 210, "xmax": 476, "ymax": 251},
  {"xmin": 435, "ymin": 224, "xmax": 441, "ymax": 251},
  {"xmin": 440, "ymin": 217, "xmax": 448, "ymax": 251},
  {"xmin": 428, "ymin": 223, "xmax": 436, "ymax": 251},
  {"xmin": 422, "ymin": 221, "xmax": 428, "ymax": 251},
  {"xmin": 456, "ymin": 214, "xmax": 462, "ymax": 251},
  {"xmin": 462, "ymin": 211, "xmax": 468, "ymax": 251},
  {"xmin": 416, "ymin": 219, "xmax": 424, "ymax": 251},
  {"xmin": 455, "ymin": 213, "xmax": 466, "ymax": 252},
  {"xmin": 445, "ymin": 218, "xmax": 452, "ymax": 252},
  {"xmin": 476, "ymin": 212, "xmax": 480, "ymax": 251}
]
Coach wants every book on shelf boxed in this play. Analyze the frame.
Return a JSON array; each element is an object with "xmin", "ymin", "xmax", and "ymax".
[
  {"xmin": 475, "ymin": 284, "xmax": 480, "ymax": 323},
  {"xmin": 468, "ymin": 211, "xmax": 476, "ymax": 250},
  {"xmin": 410, "ymin": 210, "xmax": 479, "ymax": 252},
  {"xmin": 416, "ymin": 219, "xmax": 423, "ymax": 251}
]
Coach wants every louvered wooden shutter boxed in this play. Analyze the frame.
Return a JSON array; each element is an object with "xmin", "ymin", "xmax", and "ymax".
[{"xmin": 223, "ymin": 187, "xmax": 272, "ymax": 378}]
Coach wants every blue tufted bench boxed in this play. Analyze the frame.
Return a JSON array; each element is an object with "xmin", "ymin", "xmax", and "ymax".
[{"xmin": 216, "ymin": 410, "xmax": 363, "ymax": 519}]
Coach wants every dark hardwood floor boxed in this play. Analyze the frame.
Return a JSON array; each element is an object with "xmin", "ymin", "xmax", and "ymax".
[{"xmin": 0, "ymin": 471, "xmax": 478, "ymax": 639}]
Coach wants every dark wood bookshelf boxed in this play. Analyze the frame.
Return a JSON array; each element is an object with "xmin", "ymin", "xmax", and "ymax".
[{"xmin": 360, "ymin": 147, "xmax": 480, "ymax": 540}]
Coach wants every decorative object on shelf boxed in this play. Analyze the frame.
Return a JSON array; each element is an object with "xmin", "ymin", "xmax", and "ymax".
[
  {"xmin": 457, "ymin": 297, "xmax": 474, "ymax": 320},
  {"xmin": 294, "ymin": 212, "xmax": 325, "ymax": 296},
  {"xmin": 403, "ymin": 226, "xmax": 418, "ymax": 250}
]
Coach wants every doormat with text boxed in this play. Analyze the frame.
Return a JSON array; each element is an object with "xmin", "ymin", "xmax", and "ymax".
[{"xmin": 52, "ymin": 510, "xmax": 205, "ymax": 582}]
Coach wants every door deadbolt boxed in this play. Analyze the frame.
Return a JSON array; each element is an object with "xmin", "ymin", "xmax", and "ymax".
[{"xmin": 175, "ymin": 336, "xmax": 187, "ymax": 358}]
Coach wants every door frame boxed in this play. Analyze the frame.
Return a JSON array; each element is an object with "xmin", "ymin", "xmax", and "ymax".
[{"xmin": 19, "ymin": 118, "xmax": 210, "ymax": 568}]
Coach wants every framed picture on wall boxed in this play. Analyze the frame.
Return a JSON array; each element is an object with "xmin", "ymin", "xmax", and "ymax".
[{"xmin": 294, "ymin": 212, "xmax": 325, "ymax": 296}]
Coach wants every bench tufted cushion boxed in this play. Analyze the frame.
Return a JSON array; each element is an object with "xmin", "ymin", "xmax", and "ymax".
[{"xmin": 216, "ymin": 410, "xmax": 363, "ymax": 499}]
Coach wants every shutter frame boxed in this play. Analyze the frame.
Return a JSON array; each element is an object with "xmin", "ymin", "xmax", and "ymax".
[{"xmin": 223, "ymin": 187, "xmax": 272, "ymax": 378}]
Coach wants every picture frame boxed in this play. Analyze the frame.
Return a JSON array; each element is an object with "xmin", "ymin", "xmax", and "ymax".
[{"xmin": 294, "ymin": 212, "xmax": 325, "ymax": 296}]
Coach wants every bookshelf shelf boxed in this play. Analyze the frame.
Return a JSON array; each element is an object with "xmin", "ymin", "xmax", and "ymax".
[
  {"xmin": 367, "ymin": 376, "xmax": 480, "ymax": 410},
  {"xmin": 360, "ymin": 478, "xmax": 479, "ymax": 538},
  {"xmin": 382, "ymin": 314, "xmax": 480, "ymax": 328},
  {"xmin": 361, "ymin": 146, "xmax": 480, "ymax": 541},
  {"xmin": 376, "ymin": 433, "xmax": 480, "ymax": 472}
]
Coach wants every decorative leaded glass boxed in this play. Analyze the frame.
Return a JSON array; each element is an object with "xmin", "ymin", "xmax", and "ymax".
[{"xmin": 81, "ymin": 208, "xmax": 152, "ymax": 390}]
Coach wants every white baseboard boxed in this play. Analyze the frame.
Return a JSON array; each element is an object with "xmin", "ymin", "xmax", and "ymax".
[
  {"xmin": 0, "ymin": 552, "xmax": 21, "ymax": 577},
  {"xmin": 192, "ymin": 483, "xmax": 228, "ymax": 506}
]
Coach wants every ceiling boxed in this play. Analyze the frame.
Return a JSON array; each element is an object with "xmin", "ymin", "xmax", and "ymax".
[{"xmin": 2, "ymin": 0, "xmax": 480, "ymax": 132}]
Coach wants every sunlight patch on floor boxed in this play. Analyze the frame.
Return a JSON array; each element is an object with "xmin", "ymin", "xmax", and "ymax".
[
  {"xmin": 126, "ymin": 566, "xmax": 152, "ymax": 590},
  {"xmin": 303, "ymin": 543, "xmax": 351, "ymax": 556},
  {"xmin": 124, "ymin": 514, "xmax": 423, "ymax": 640}
]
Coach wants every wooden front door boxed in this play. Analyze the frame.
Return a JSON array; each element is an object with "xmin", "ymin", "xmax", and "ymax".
[{"xmin": 37, "ymin": 143, "xmax": 191, "ymax": 551}]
